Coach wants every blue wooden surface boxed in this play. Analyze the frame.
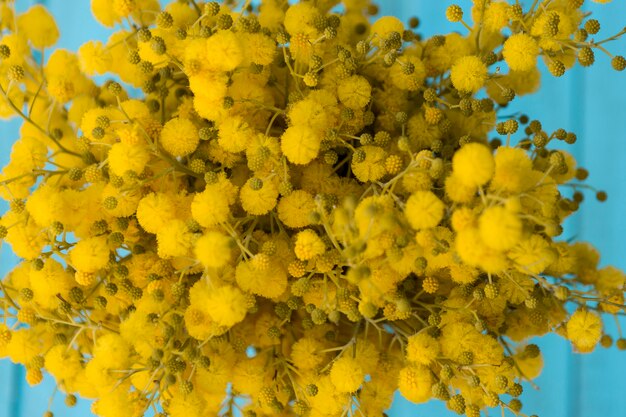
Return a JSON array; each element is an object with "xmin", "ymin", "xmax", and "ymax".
[{"xmin": 1, "ymin": 1, "xmax": 626, "ymax": 416}]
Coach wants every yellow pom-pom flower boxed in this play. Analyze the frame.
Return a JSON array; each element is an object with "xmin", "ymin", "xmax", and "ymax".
[
  {"xmin": 240, "ymin": 178, "xmax": 279, "ymax": 216},
  {"xmin": 107, "ymin": 142, "xmax": 151, "ymax": 177},
  {"xmin": 91, "ymin": 0, "xmax": 122, "ymax": 27},
  {"xmin": 17, "ymin": 5, "xmax": 59, "ymax": 49},
  {"xmin": 294, "ymin": 229, "xmax": 326, "ymax": 260},
  {"xmin": 160, "ymin": 117, "xmax": 199, "ymax": 157},
  {"xmin": 337, "ymin": 75, "xmax": 372, "ymax": 109},
  {"xmin": 330, "ymin": 355, "xmax": 365, "ymax": 393},
  {"xmin": 194, "ymin": 231, "xmax": 234, "ymax": 269},
  {"xmin": 406, "ymin": 332, "xmax": 441, "ymax": 365},
  {"xmin": 217, "ymin": 116, "xmax": 255, "ymax": 154},
  {"xmin": 156, "ymin": 219, "xmax": 194, "ymax": 258},
  {"xmin": 136, "ymin": 192, "xmax": 177, "ymax": 234},
  {"xmin": 371, "ymin": 16, "xmax": 404, "ymax": 40},
  {"xmin": 70, "ymin": 237, "xmax": 110, "ymax": 273},
  {"xmin": 503, "ymin": 33, "xmax": 540, "ymax": 72},
  {"xmin": 206, "ymin": 285, "xmax": 248, "ymax": 327},
  {"xmin": 398, "ymin": 365, "xmax": 433, "ymax": 404},
  {"xmin": 478, "ymin": 205, "xmax": 523, "ymax": 251},
  {"xmin": 78, "ymin": 40, "xmax": 112, "ymax": 75},
  {"xmin": 277, "ymin": 190, "xmax": 316, "ymax": 229},
  {"xmin": 450, "ymin": 55, "xmax": 488, "ymax": 93},
  {"xmin": 452, "ymin": 143, "xmax": 495, "ymax": 187},
  {"xmin": 281, "ymin": 125, "xmax": 321, "ymax": 165},
  {"xmin": 284, "ymin": 2, "xmax": 320, "ymax": 37},
  {"xmin": 405, "ymin": 191, "xmax": 445, "ymax": 230},
  {"xmin": 191, "ymin": 186, "xmax": 231, "ymax": 227},
  {"xmin": 0, "ymin": 1, "xmax": 624, "ymax": 415},
  {"xmin": 567, "ymin": 309, "xmax": 603, "ymax": 353}
]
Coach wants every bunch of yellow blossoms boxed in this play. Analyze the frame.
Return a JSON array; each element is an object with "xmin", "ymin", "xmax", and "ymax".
[{"xmin": 0, "ymin": 0, "xmax": 625, "ymax": 416}]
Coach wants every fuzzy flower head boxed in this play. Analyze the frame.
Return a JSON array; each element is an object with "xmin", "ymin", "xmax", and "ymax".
[{"xmin": 0, "ymin": 1, "xmax": 623, "ymax": 416}]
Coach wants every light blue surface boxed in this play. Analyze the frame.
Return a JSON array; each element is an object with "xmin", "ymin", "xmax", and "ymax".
[{"xmin": 1, "ymin": 1, "xmax": 626, "ymax": 416}]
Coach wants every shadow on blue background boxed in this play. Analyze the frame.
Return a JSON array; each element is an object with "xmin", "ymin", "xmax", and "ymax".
[{"xmin": 1, "ymin": 1, "xmax": 626, "ymax": 416}]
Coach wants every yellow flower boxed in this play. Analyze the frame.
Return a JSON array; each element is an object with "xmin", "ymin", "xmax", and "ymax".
[
  {"xmin": 371, "ymin": 16, "xmax": 404, "ymax": 41},
  {"xmin": 398, "ymin": 365, "xmax": 433, "ymax": 404},
  {"xmin": 107, "ymin": 142, "xmax": 151, "ymax": 177},
  {"xmin": 452, "ymin": 143, "xmax": 495, "ymax": 187},
  {"xmin": 567, "ymin": 309, "xmax": 603, "ymax": 352},
  {"xmin": 405, "ymin": 191, "xmax": 445, "ymax": 230},
  {"xmin": 217, "ymin": 116, "xmax": 255, "ymax": 153},
  {"xmin": 160, "ymin": 117, "xmax": 199, "ymax": 157},
  {"xmin": 284, "ymin": 2, "xmax": 320, "ymax": 37},
  {"xmin": 330, "ymin": 355, "xmax": 365, "ymax": 393},
  {"xmin": 281, "ymin": 125, "xmax": 321, "ymax": 165},
  {"xmin": 290, "ymin": 337, "xmax": 327, "ymax": 371},
  {"xmin": 277, "ymin": 190, "xmax": 317, "ymax": 228},
  {"xmin": 78, "ymin": 40, "xmax": 112, "ymax": 75},
  {"xmin": 70, "ymin": 236, "xmax": 110, "ymax": 273},
  {"xmin": 294, "ymin": 229, "xmax": 326, "ymax": 260},
  {"xmin": 0, "ymin": 1, "xmax": 624, "ymax": 414},
  {"xmin": 478, "ymin": 205, "xmax": 522, "ymax": 251},
  {"xmin": 17, "ymin": 5, "xmax": 59, "ymax": 49},
  {"xmin": 194, "ymin": 231, "xmax": 234, "ymax": 268},
  {"xmin": 156, "ymin": 219, "xmax": 195, "ymax": 258},
  {"xmin": 406, "ymin": 332, "xmax": 440, "ymax": 365},
  {"xmin": 503, "ymin": 33, "xmax": 539, "ymax": 72},
  {"xmin": 337, "ymin": 75, "xmax": 372, "ymax": 109},
  {"xmin": 451, "ymin": 55, "xmax": 488, "ymax": 93},
  {"xmin": 136, "ymin": 192, "xmax": 177, "ymax": 234},
  {"xmin": 240, "ymin": 177, "xmax": 279, "ymax": 215}
]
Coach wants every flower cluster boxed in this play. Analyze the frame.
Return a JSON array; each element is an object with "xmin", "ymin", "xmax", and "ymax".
[{"xmin": 0, "ymin": 0, "xmax": 625, "ymax": 417}]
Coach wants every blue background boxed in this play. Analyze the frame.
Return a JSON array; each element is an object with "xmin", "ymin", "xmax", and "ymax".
[{"xmin": 1, "ymin": 1, "xmax": 625, "ymax": 416}]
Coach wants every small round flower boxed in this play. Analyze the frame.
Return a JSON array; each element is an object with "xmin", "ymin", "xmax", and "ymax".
[
  {"xmin": 206, "ymin": 285, "xmax": 247, "ymax": 327},
  {"xmin": 240, "ymin": 178, "xmax": 279, "ymax": 215},
  {"xmin": 567, "ymin": 309, "xmax": 603, "ymax": 352},
  {"xmin": 446, "ymin": 5, "xmax": 463, "ymax": 23},
  {"xmin": 405, "ymin": 191, "xmax": 445, "ymax": 230},
  {"xmin": 452, "ymin": 142, "xmax": 495, "ymax": 187},
  {"xmin": 330, "ymin": 355, "xmax": 365, "ymax": 393},
  {"xmin": 371, "ymin": 16, "xmax": 404, "ymax": 41},
  {"xmin": 205, "ymin": 30, "xmax": 244, "ymax": 72},
  {"xmin": 578, "ymin": 47, "xmax": 595, "ymax": 67},
  {"xmin": 217, "ymin": 116, "xmax": 255, "ymax": 154},
  {"xmin": 351, "ymin": 145, "xmax": 387, "ymax": 183},
  {"xmin": 398, "ymin": 365, "xmax": 433, "ymax": 404},
  {"xmin": 194, "ymin": 232, "xmax": 234, "ymax": 268},
  {"xmin": 160, "ymin": 117, "xmax": 199, "ymax": 157},
  {"xmin": 277, "ymin": 190, "xmax": 317, "ymax": 228},
  {"xmin": 235, "ymin": 259, "xmax": 288, "ymax": 299},
  {"xmin": 406, "ymin": 332, "xmax": 440, "ymax": 365},
  {"xmin": 78, "ymin": 40, "xmax": 112, "ymax": 75},
  {"xmin": 70, "ymin": 237, "xmax": 110, "ymax": 273},
  {"xmin": 284, "ymin": 2, "xmax": 320, "ymax": 37},
  {"xmin": 281, "ymin": 125, "xmax": 321, "ymax": 165},
  {"xmin": 294, "ymin": 229, "xmax": 325, "ymax": 260},
  {"xmin": 503, "ymin": 33, "xmax": 540, "ymax": 72},
  {"xmin": 136, "ymin": 192, "xmax": 176, "ymax": 234},
  {"xmin": 191, "ymin": 187, "xmax": 231, "ymax": 227},
  {"xmin": 156, "ymin": 219, "xmax": 194, "ymax": 258},
  {"xmin": 450, "ymin": 56, "xmax": 488, "ymax": 93},
  {"xmin": 337, "ymin": 75, "xmax": 372, "ymax": 109},
  {"xmin": 112, "ymin": 0, "xmax": 136, "ymax": 17},
  {"xmin": 17, "ymin": 5, "xmax": 59, "ymax": 49},
  {"xmin": 611, "ymin": 55, "xmax": 626, "ymax": 71},
  {"xmin": 479, "ymin": 205, "xmax": 522, "ymax": 251},
  {"xmin": 291, "ymin": 337, "xmax": 326, "ymax": 371},
  {"xmin": 107, "ymin": 142, "xmax": 151, "ymax": 177}
]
